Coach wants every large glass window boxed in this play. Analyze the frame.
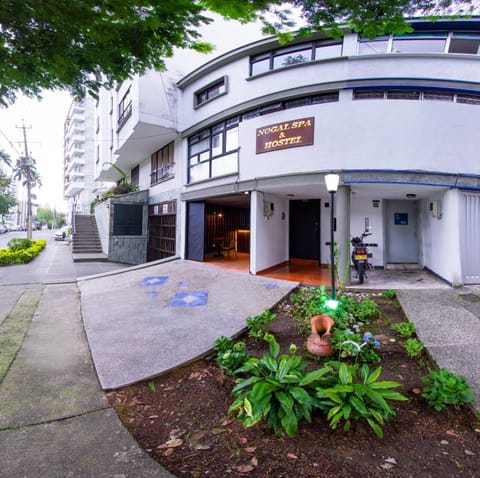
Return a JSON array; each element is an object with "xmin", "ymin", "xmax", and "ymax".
[
  {"xmin": 392, "ymin": 35, "xmax": 447, "ymax": 53},
  {"xmin": 188, "ymin": 118, "xmax": 239, "ymax": 183},
  {"xmin": 250, "ymin": 39, "xmax": 342, "ymax": 76}
]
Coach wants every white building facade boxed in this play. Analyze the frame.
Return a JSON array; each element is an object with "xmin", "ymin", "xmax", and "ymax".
[
  {"xmin": 64, "ymin": 96, "xmax": 109, "ymax": 220},
  {"xmin": 95, "ymin": 17, "xmax": 480, "ymax": 285}
]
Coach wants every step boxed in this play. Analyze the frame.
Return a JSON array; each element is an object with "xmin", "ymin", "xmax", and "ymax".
[{"xmin": 385, "ymin": 263, "xmax": 423, "ymax": 271}]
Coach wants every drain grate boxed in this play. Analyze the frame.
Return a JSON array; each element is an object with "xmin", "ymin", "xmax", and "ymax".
[{"xmin": 459, "ymin": 293, "xmax": 480, "ymax": 303}]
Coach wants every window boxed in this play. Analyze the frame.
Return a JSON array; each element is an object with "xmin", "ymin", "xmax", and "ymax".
[
  {"xmin": 353, "ymin": 90, "xmax": 385, "ymax": 100},
  {"xmin": 118, "ymin": 87, "xmax": 132, "ymax": 128},
  {"xmin": 188, "ymin": 118, "xmax": 239, "ymax": 183},
  {"xmin": 358, "ymin": 38, "xmax": 389, "ymax": 55},
  {"xmin": 353, "ymin": 88, "xmax": 480, "ymax": 105},
  {"xmin": 194, "ymin": 77, "xmax": 227, "ymax": 107},
  {"xmin": 249, "ymin": 39, "xmax": 342, "ymax": 76},
  {"xmin": 449, "ymin": 34, "xmax": 480, "ymax": 54},
  {"xmin": 151, "ymin": 142, "xmax": 175, "ymax": 185},
  {"xmin": 392, "ymin": 34, "xmax": 447, "ymax": 53},
  {"xmin": 387, "ymin": 90, "xmax": 421, "ymax": 100},
  {"xmin": 131, "ymin": 165, "xmax": 139, "ymax": 187}
]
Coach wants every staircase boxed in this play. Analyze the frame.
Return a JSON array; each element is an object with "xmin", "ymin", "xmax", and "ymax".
[{"xmin": 72, "ymin": 215, "xmax": 107, "ymax": 262}]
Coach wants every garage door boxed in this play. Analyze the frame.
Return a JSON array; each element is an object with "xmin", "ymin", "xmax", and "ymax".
[{"xmin": 462, "ymin": 192, "xmax": 480, "ymax": 284}]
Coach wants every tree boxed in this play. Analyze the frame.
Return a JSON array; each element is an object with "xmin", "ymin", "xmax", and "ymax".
[
  {"xmin": 0, "ymin": 150, "xmax": 11, "ymax": 167},
  {"xmin": 0, "ymin": 171, "xmax": 16, "ymax": 218},
  {"xmin": 0, "ymin": 0, "xmax": 474, "ymax": 106},
  {"xmin": 12, "ymin": 157, "xmax": 41, "ymax": 238}
]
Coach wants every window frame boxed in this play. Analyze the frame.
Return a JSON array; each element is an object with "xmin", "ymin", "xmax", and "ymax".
[
  {"xmin": 187, "ymin": 118, "xmax": 240, "ymax": 184},
  {"xmin": 118, "ymin": 87, "xmax": 132, "ymax": 129},
  {"xmin": 249, "ymin": 39, "xmax": 343, "ymax": 76},
  {"xmin": 194, "ymin": 76, "xmax": 228, "ymax": 108},
  {"xmin": 151, "ymin": 142, "xmax": 175, "ymax": 186}
]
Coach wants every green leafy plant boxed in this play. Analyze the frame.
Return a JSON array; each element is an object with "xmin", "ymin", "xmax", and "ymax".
[
  {"xmin": 7, "ymin": 237, "xmax": 33, "ymax": 251},
  {"xmin": 246, "ymin": 310, "xmax": 277, "ymax": 340},
  {"xmin": 0, "ymin": 239, "xmax": 46, "ymax": 265},
  {"xmin": 345, "ymin": 296, "xmax": 381, "ymax": 323},
  {"xmin": 213, "ymin": 336, "xmax": 249, "ymax": 376},
  {"xmin": 228, "ymin": 334, "xmax": 328, "ymax": 437},
  {"xmin": 421, "ymin": 368, "xmax": 475, "ymax": 411},
  {"xmin": 392, "ymin": 321, "xmax": 416, "ymax": 338},
  {"xmin": 314, "ymin": 361, "xmax": 408, "ymax": 438},
  {"xmin": 331, "ymin": 330, "xmax": 381, "ymax": 363},
  {"xmin": 383, "ymin": 289, "xmax": 396, "ymax": 299},
  {"xmin": 148, "ymin": 381, "xmax": 156, "ymax": 392},
  {"xmin": 404, "ymin": 338, "xmax": 424, "ymax": 358}
]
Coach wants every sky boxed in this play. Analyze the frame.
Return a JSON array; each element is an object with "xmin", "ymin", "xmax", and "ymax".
[{"xmin": 0, "ymin": 90, "xmax": 72, "ymax": 212}]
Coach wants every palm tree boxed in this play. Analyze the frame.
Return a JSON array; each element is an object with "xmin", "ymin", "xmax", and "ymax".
[
  {"xmin": 0, "ymin": 150, "xmax": 11, "ymax": 167},
  {"xmin": 12, "ymin": 156, "xmax": 41, "ymax": 239}
]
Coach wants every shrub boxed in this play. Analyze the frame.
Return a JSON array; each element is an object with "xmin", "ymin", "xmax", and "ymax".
[
  {"xmin": 246, "ymin": 310, "xmax": 277, "ymax": 340},
  {"xmin": 404, "ymin": 338, "xmax": 424, "ymax": 358},
  {"xmin": 213, "ymin": 336, "xmax": 249, "ymax": 376},
  {"xmin": 7, "ymin": 237, "xmax": 33, "ymax": 251},
  {"xmin": 314, "ymin": 361, "xmax": 408, "ymax": 438},
  {"xmin": 392, "ymin": 321, "xmax": 416, "ymax": 338},
  {"xmin": 0, "ymin": 239, "xmax": 46, "ymax": 265},
  {"xmin": 345, "ymin": 296, "xmax": 382, "ymax": 323},
  {"xmin": 383, "ymin": 289, "xmax": 397, "ymax": 299},
  {"xmin": 331, "ymin": 330, "xmax": 381, "ymax": 363},
  {"xmin": 229, "ymin": 334, "xmax": 328, "ymax": 437},
  {"xmin": 421, "ymin": 368, "xmax": 475, "ymax": 411}
]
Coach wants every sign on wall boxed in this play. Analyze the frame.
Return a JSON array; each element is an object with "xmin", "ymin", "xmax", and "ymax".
[{"xmin": 256, "ymin": 117, "xmax": 314, "ymax": 154}]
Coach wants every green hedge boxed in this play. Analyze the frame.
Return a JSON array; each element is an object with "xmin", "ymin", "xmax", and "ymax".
[{"xmin": 0, "ymin": 239, "xmax": 47, "ymax": 265}]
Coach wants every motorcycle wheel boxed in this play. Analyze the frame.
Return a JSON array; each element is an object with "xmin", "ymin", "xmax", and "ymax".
[{"xmin": 358, "ymin": 262, "xmax": 365, "ymax": 284}]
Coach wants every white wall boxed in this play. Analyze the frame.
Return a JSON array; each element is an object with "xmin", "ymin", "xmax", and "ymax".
[
  {"xmin": 94, "ymin": 200, "xmax": 111, "ymax": 255},
  {"xmin": 237, "ymin": 99, "xmax": 480, "ymax": 179},
  {"xmin": 420, "ymin": 189, "xmax": 463, "ymax": 285},
  {"xmin": 250, "ymin": 191, "xmax": 289, "ymax": 273}
]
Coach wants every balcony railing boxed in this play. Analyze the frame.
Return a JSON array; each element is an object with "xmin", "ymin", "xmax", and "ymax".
[{"xmin": 151, "ymin": 163, "xmax": 175, "ymax": 185}]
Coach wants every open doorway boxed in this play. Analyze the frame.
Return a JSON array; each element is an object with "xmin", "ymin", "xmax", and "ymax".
[{"xmin": 185, "ymin": 194, "xmax": 250, "ymax": 263}]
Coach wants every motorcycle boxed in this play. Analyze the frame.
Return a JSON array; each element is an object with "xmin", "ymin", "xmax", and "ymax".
[{"xmin": 351, "ymin": 230, "xmax": 373, "ymax": 284}]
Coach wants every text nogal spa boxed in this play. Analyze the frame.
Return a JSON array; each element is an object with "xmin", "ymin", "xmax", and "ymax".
[{"xmin": 256, "ymin": 117, "xmax": 314, "ymax": 154}]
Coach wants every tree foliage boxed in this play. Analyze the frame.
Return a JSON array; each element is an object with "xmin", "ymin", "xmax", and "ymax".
[
  {"xmin": 0, "ymin": 171, "xmax": 17, "ymax": 216},
  {"xmin": 0, "ymin": 0, "xmax": 474, "ymax": 106}
]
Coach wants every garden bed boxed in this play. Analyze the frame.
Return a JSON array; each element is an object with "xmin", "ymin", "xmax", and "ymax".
[{"xmin": 108, "ymin": 288, "xmax": 480, "ymax": 478}]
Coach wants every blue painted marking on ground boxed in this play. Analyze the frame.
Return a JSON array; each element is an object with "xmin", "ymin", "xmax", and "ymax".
[
  {"xmin": 178, "ymin": 281, "xmax": 190, "ymax": 287},
  {"xmin": 170, "ymin": 291, "xmax": 208, "ymax": 307},
  {"xmin": 265, "ymin": 283, "xmax": 279, "ymax": 289},
  {"xmin": 138, "ymin": 276, "xmax": 169, "ymax": 286},
  {"xmin": 147, "ymin": 290, "xmax": 159, "ymax": 298}
]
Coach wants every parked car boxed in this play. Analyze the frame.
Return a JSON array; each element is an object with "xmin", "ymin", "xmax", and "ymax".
[
  {"xmin": 54, "ymin": 226, "xmax": 70, "ymax": 241},
  {"xmin": 0, "ymin": 225, "xmax": 7, "ymax": 234}
]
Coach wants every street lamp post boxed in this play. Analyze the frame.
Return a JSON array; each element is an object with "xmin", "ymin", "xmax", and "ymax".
[{"xmin": 325, "ymin": 173, "xmax": 340, "ymax": 309}]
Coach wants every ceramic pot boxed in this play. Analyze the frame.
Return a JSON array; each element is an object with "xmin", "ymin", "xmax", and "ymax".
[{"xmin": 306, "ymin": 314, "xmax": 335, "ymax": 357}]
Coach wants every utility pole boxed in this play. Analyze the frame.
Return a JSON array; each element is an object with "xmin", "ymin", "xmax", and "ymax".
[{"xmin": 16, "ymin": 122, "xmax": 34, "ymax": 239}]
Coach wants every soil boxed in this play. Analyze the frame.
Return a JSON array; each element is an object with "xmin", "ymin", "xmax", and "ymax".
[{"xmin": 108, "ymin": 288, "xmax": 480, "ymax": 478}]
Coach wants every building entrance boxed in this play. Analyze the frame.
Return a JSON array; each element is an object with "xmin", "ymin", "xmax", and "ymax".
[{"xmin": 290, "ymin": 199, "xmax": 321, "ymax": 261}]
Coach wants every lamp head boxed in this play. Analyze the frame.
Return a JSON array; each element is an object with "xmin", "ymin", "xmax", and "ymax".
[{"xmin": 325, "ymin": 173, "xmax": 340, "ymax": 193}]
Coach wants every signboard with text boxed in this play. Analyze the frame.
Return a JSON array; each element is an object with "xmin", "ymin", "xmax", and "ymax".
[{"xmin": 256, "ymin": 117, "xmax": 314, "ymax": 154}]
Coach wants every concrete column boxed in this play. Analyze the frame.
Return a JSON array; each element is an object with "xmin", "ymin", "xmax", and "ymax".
[{"xmin": 336, "ymin": 185, "xmax": 351, "ymax": 287}]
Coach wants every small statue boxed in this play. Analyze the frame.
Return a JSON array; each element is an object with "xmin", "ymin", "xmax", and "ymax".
[{"xmin": 306, "ymin": 314, "xmax": 335, "ymax": 357}]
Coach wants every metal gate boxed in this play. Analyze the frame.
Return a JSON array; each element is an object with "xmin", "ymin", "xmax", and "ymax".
[{"xmin": 462, "ymin": 192, "xmax": 480, "ymax": 284}]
